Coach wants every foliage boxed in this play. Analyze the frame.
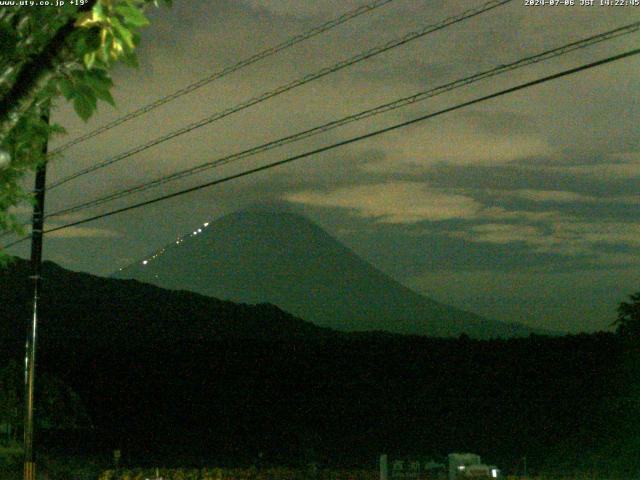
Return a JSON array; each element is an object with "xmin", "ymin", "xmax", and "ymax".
[
  {"xmin": 0, "ymin": 360, "xmax": 91, "ymax": 436},
  {"xmin": 613, "ymin": 291, "xmax": 640, "ymax": 340},
  {"xmin": 98, "ymin": 467, "xmax": 378, "ymax": 480},
  {"xmin": 0, "ymin": 442, "xmax": 23, "ymax": 469},
  {"xmin": 0, "ymin": 0, "xmax": 171, "ymax": 261},
  {"xmin": 0, "ymin": 259, "xmax": 635, "ymax": 477},
  {"xmin": 0, "ymin": 362, "xmax": 19, "ymax": 443}
]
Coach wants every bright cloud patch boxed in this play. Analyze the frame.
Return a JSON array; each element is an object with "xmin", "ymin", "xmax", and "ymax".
[
  {"xmin": 552, "ymin": 222, "xmax": 640, "ymax": 247},
  {"xmin": 452, "ymin": 220, "xmax": 640, "ymax": 265},
  {"xmin": 543, "ymin": 151, "xmax": 640, "ymax": 180},
  {"xmin": 364, "ymin": 124, "xmax": 551, "ymax": 174},
  {"xmin": 504, "ymin": 190, "xmax": 637, "ymax": 204},
  {"xmin": 462, "ymin": 223, "xmax": 542, "ymax": 244},
  {"xmin": 510, "ymin": 189, "xmax": 597, "ymax": 203},
  {"xmin": 481, "ymin": 207, "xmax": 565, "ymax": 222},
  {"xmin": 47, "ymin": 227, "xmax": 121, "ymax": 239},
  {"xmin": 550, "ymin": 163, "xmax": 640, "ymax": 180},
  {"xmin": 285, "ymin": 182, "xmax": 481, "ymax": 223},
  {"xmin": 424, "ymin": 132, "xmax": 550, "ymax": 166}
]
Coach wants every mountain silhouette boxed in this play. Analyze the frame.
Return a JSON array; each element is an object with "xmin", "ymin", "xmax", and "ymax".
[
  {"xmin": 113, "ymin": 210, "xmax": 538, "ymax": 338},
  {"xmin": 0, "ymin": 257, "xmax": 621, "ymax": 472},
  {"xmin": 0, "ymin": 257, "xmax": 335, "ymax": 355}
]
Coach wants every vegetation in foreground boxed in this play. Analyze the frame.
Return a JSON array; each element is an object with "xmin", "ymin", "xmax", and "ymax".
[{"xmin": 2, "ymin": 259, "xmax": 640, "ymax": 478}]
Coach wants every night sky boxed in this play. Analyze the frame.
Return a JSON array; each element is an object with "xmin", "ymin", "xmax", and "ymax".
[{"xmin": 5, "ymin": 0, "xmax": 640, "ymax": 333}]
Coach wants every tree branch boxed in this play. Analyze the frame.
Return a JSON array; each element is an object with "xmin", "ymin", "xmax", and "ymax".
[{"xmin": 0, "ymin": 1, "xmax": 97, "ymax": 140}]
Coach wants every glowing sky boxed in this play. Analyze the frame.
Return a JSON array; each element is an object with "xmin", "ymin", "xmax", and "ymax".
[{"xmin": 5, "ymin": 0, "xmax": 640, "ymax": 333}]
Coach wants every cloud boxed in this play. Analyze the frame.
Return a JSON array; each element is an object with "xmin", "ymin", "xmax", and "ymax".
[
  {"xmin": 362, "ymin": 114, "xmax": 552, "ymax": 175},
  {"xmin": 500, "ymin": 189, "xmax": 638, "ymax": 205},
  {"xmin": 551, "ymin": 222, "xmax": 640, "ymax": 248},
  {"xmin": 509, "ymin": 189, "xmax": 597, "ymax": 203},
  {"xmin": 237, "ymin": 0, "xmax": 366, "ymax": 18},
  {"xmin": 450, "ymin": 219, "xmax": 640, "ymax": 266},
  {"xmin": 458, "ymin": 223, "xmax": 542, "ymax": 244},
  {"xmin": 480, "ymin": 207, "xmax": 566, "ymax": 222},
  {"xmin": 607, "ymin": 151, "xmax": 640, "ymax": 163},
  {"xmin": 285, "ymin": 182, "xmax": 481, "ymax": 223},
  {"xmin": 47, "ymin": 226, "xmax": 121, "ymax": 239},
  {"xmin": 37, "ymin": 0, "xmax": 640, "ymax": 333},
  {"xmin": 536, "ymin": 150, "xmax": 640, "ymax": 180},
  {"xmin": 548, "ymin": 163, "xmax": 640, "ymax": 180}
]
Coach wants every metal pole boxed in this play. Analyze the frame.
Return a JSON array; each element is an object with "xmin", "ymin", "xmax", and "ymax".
[{"xmin": 23, "ymin": 109, "xmax": 49, "ymax": 480}]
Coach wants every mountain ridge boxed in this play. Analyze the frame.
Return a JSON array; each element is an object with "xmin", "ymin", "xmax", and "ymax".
[
  {"xmin": 1, "ymin": 256, "xmax": 620, "ymax": 472},
  {"xmin": 113, "ymin": 210, "xmax": 543, "ymax": 338},
  {"xmin": 0, "ymin": 257, "xmax": 339, "ymax": 355}
]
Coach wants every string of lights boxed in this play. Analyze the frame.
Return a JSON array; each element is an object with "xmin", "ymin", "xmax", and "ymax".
[
  {"xmin": 4, "ymin": 46, "xmax": 638, "ymax": 251},
  {"xmin": 44, "ymin": 21, "xmax": 640, "ymax": 220},
  {"xmin": 46, "ymin": 0, "xmax": 513, "ymax": 191},
  {"xmin": 48, "ymin": 0, "xmax": 397, "ymax": 156}
]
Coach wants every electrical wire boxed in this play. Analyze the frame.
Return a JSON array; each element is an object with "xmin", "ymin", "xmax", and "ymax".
[
  {"xmin": 44, "ymin": 21, "xmax": 640, "ymax": 220},
  {"xmin": 46, "ymin": 0, "xmax": 513, "ymax": 190},
  {"xmin": 48, "ymin": 0, "xmax": 397, "ymax": 155},
  {"xmin": 4, "ymin": 46, "xmax": 638, "ymax": 250}
]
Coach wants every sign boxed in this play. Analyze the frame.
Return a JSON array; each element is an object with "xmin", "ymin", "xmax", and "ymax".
[{"xmin": 380, "ymin": 455, "xmax": 445, "ymax": 480}]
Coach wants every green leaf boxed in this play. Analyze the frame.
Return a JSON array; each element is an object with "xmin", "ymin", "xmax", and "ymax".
[
  {"xmin": 99, "ymin": 38, "xmax": 111, "ymax": 62},
  {"xmin": 70, "ymin": 69, "xmax": 87, "ymax": 81},
  {"xmin": 85, "ymin": 27, "xmax": 102, "ymax": 51},
  {"xmin": 131, "ymin": 32, "xmax": 141, "ymax": 47},
  {"xmin": 83, "ymin": 51, "xmax": 97, "ymax": 69},
  {"xmin": 73, "ymin": 95, "xmax": 94, "ymax": 121},
  {"xmin": 73, "ymin": 33, "xmax": 88, "ymax": 57},
  {"xmin": 57, "ymin": 77, "xmax": 75, "ymax": 100},
  {"xmin": 115, "ymin": 4, "xmax": 150, "ymax": 28},
  {"xmin": 48, "ymin": 123, "xmax": 67, "ymax": 136},
  {"xmin": 0, "ymin": 25, "xmax": 18, "ymax": 55},
  {"xmin": 71, "ymin": 84, "xmax": 98, "ymax": 120},
  {"xmin": 76, "ymin": 85, "xmax": 98, "ymax": 109},
  {"xmin": 93, "ymin": 1, "xmax": 107, "ymax": 21},
  {"xmin": 111, "ymin": 17, "xmax": 135, "ymax": 50},
  {"xmin": 92, "ymin": 86, "xmax": 116, "ymax": 106},
  {"xmin": 85, "ymin": 69, "xmax": 113, "ymax": 91},
  {"xmin": 126, "ymin": 0, "xmax": 146, "ymax": 5}
]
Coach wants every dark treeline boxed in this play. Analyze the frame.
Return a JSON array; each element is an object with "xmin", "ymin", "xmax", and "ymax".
[{"xmin": 0, "ymin": 259, "xmax": 637, "ymax": 477}]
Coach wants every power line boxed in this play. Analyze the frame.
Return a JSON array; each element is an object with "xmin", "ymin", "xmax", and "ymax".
[
  {"xmin": 4, "ymin": 46, "xmax": 638, "ymax": 250},
  {"xmin": 48, "ymin": 0, "xmax": 396, "ymax": 155},
  {"xmin": 44, "ymin": 21, "xmax": 640, "ymax": 220},
  {"xmin": 46, "ymin": 0, "xmax": 513, "ymax": 190}
]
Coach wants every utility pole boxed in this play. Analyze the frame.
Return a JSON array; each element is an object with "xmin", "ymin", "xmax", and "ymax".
[{"xmin": 23, "ymin": 109, "xmax": 49, "ymax": 480}]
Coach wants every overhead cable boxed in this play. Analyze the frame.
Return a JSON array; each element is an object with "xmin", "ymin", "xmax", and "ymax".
[
  {"xmin": 48, "ymin": 0, "xmax": 397, "ymax": 155},
  {"xmin": 45, "ymin": 21, "xmax": 640, "ymax": 219},
  {"xmin": 46, "ymin": 0, "xmax": 513, "ymax": 190},
  {"xmin": 4, "ymin": 46, "xmax": 638, "ymax": 250}
]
